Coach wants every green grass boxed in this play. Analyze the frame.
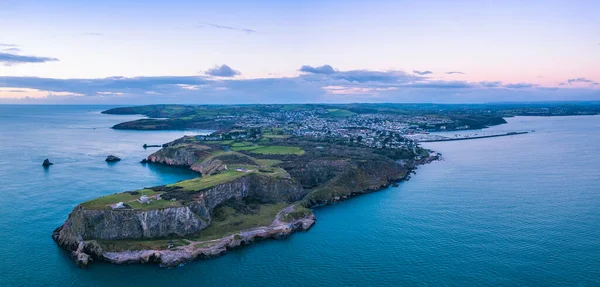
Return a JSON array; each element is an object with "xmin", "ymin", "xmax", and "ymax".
[
  {"xmin": 190, "ymin": 203, "xmax": 287, "ymax": 241},
  {"xmin": 254, "ymin": 159, "xmax": 282, "ymax": 167},
  {"xmin": 231, "ymin": 145, "xmax": 263, "ymax": 151},
  {"xmin": 98, "ymin": 238, "xmax": 190, "ymax": 252},
  {"xmin": 128, "ymin": 199, "xmax": 182, "ymax": 210},
  {"xmin": 81, "ymin": 189, "xmax": 162, "ymax": 209},
  {"xmin": 230, "ymin": 142, "xmax": 263, "ymax": 151},
  {"xmin": 169, "ymin": 170, "xmax": 249, "ymax": 191},
  {"xmin": 327, "ymin": 108, "xmax": 356, "ymax": 117},
  {"xmin": 282, "ymin": 206, "xmax": 312, "ymax": 222},
  {"xmin": 228, "ymin": 164, "xmax": 289, "ymax": 178},
  {"xmin": 230, "ymin": 142, "xmax": 254, "ymax": 147},
  {"xmin": 257, "ymin": 167, "xmax": 290, "ymax": 178},
  {"xmin": 203, "ymin": 140, "xmax": 234, "ymax": 145},
  {"xmin": 249, "ymin": 146, "xmax": 305, "ymax": 155},
  {"xmin": 262, "ymin": 134, "xmax": 291, "ymax": 139}
]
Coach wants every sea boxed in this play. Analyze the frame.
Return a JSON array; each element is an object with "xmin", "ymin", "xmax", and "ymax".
[{"xmin": 0, "ymin": 105, "xmax": 599, "ymax": 286}]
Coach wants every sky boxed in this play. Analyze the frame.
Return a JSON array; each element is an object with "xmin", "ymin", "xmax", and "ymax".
[{"xmin": 0, "ymin": 0, "xmax": 599, "ymax": 104}]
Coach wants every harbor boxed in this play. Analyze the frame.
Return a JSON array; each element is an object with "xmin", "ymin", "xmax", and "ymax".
[{"xmin": 417, "ymin": 131, "xmax": 529, "ymax": 142}]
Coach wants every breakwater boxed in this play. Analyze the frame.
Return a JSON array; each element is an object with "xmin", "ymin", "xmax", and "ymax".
[{"xmin": 419, "ymin": 131, "xmax": 528, "ymax": 142}]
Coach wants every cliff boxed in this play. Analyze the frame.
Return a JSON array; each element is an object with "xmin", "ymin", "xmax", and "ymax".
[
  {"xmin": 53, "ymin": 132, "xmax": 437, "ymax": 267},
  {"xmin": 52, "ymin": 173, "xmax": 307, "ymax": 266}
]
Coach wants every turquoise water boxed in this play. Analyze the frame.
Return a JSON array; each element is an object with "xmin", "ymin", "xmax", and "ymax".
[{"xmin": 1, "ymin": 106, "xmax": 599, "ymax": 286}]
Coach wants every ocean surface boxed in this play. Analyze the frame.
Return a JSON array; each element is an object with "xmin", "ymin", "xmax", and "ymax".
[{"xmin": 1, "ymin": 105, "xmax": 599, "ymax": 286}]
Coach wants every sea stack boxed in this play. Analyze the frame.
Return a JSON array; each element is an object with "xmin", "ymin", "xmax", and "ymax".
[
  {"xmin": 105, "ymin": 155, "xmax": 121, "ymax": 162},
  {"xmin": 42, "ymin": 159, "xmax": 53, "ymax": 167}
]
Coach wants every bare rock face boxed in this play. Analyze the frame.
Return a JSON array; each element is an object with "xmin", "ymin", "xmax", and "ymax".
[
  {"xmin": 190, "ymin": 158, "xmax": 227, "ymax": 175},
  {"xmin": 99, "ymin": 207, "xmax": 316, "ymax": 267},
  {"xmin": 71, "ymin": 242, "xmax": 92, "ymax": 267},
  {"xmin": 52, "ymin": 173, "xmax": 307, "ymax": 267},
  {"xmin": 53, "ymin": 203, "xmax": 211, "ymax": 242},
  {"xmin": 146, "ymin": 143, "xmax": 210, "ymax": 167},
  {"xmin": 105, "ymin": 155, "xmax": 121, "ymax": 162}
]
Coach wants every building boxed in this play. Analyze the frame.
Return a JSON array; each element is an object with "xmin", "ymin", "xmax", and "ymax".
[{"xmin": 138, "ymin": 195, "xmax": 151, "ymax": 204}]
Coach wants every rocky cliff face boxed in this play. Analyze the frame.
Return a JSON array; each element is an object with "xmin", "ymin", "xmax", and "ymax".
[
  {"xmin": 146, "ymin": 142, "xmax": 229, "ymax": 175},
  {"xmin": 53, "ymin": 173, "xmax": 305, "ymax": 256},
  {"xmin": 147, "ymin": 144, "xmax": 208, "ymax": 167},
  {"xmin": 54, "ymin": 202, "xmax": 210, "ymax": 241}
]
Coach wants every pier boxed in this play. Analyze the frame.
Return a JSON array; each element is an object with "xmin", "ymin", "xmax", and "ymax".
[{"xmin": 419, "ymin": 131, "xmax": 529, "ymax": 142}]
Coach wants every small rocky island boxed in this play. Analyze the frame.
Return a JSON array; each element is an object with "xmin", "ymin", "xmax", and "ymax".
[
  {"xmin": 105, "ymin": 155, "xmax": 121, "ymax": 162},
  {"xmin": 54, "ymin": 105, "xmax": 443, "ymax": 267},
  {"xmin": 42, "ymin": 159, "xmax": 53, "ymax": 167}
]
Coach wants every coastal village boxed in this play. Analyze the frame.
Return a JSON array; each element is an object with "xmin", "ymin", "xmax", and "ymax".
[{"xmin": 196, "ymin": 107, "xmax": 456, "ymax": 151}]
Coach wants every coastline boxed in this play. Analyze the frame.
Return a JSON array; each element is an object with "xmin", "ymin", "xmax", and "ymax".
[
  {"xmin": 419, "ymin": 131, "xmax": 529, "ymax": 142},
  {"xmin": 53, "ymin": 154, "xmax": 440, "ymax": 268}
]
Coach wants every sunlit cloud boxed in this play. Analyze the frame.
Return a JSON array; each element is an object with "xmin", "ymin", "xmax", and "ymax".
[{"xmin": 0, "ymin": 65, "xmax": 598, "ymax": 104}]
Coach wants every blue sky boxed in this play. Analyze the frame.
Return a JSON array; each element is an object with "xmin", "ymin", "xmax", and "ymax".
[{"xmin": 0, "ymin": 0, "xmax": 599, "ymax": 104}]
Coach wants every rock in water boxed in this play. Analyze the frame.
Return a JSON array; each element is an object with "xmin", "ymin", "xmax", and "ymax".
[
  {"xmin": 105, "ymin": 155, "xmax": 121, "ymax": 162},
  {"xmin": 140, "ymin": 158, "xmax": 148, "ymax": 164},
  {"xmin": 42, "ymin": 159, "xmax": 53, "ymax": 167}
]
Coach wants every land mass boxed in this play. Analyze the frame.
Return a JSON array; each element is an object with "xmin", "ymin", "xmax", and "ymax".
[
  {"xmin": 54, "ymin": 103, "xmax": 600, "ymax": 267},
  {"xmin": 53, "ymin": 112, "xmax": 438, "ymax": 267}
]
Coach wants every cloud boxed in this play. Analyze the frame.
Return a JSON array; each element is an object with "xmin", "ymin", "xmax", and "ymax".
[
  {"xmin": 2, "ymin": 47, "xmax": 21, "ymax": 53},
  {"xmin": 504, "ymin": 83, "xmax": 536, "ymax": 89},
  {"xmin": 84, "ymin": 32, "xmax": 103, "ymax": 36},
  {"xmin": 0, "ymin": 75, "xmax": 210, "ymax": 95},
  {"xmin": 326, "ymin": 69, "xmax": 419, "ymax": 83},
  {"xmin": 205, "ymin": 65, "xmax": 241, "ymax": 77},
  {"xmin": 405, "ymin": 81, "xmax": 474, "ymax": 89},
  {"xmin": 413, "ymin": 70, "xmax": 433, "ymax": 75},
  {"xmin": 200, "ymin": 23, "xmax": 256, "ymax": 33},
  {"xmin": 479, "ymin": 81, "xmax": 502, "ymax": 88},
  {"xmin": 1, "ymin": 66, "xmax": 599, "ymax": 104},
  {"xmin": 446, "ymin": 71, "xmax": 465, "ymax": 75},
  {"xmin": 0, "ymin": 43, "xmax": 18, "ymax": 47},
  {"xmin": 299, "ymin": 65, "xmax": 336, "ymax": 75},
  {"xmin": 567, "ymin": 78, "xmax": 595, "ymax": 84},
  {"xmin": 0, "ymin": 52, "xmax": 59, "ymax": 65}
]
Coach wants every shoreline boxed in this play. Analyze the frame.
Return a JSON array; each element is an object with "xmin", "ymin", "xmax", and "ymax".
[
  {"xmin": 419, "ymin": 131, "xmax": 528, "ymax": 142},
  {"xmin": 55, "ymin": 154, "xmax": 440, "ymax": 268}
]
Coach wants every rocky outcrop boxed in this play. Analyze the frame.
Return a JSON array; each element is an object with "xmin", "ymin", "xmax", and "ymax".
[
  {"xmin": 105, "ymin": 155, "xmax": 121, "ymax": 162},
  {"xmin": 42, "ymin": 159, "xmax": 53, "ymax": 167},
  {"xmin": 54, "ymin": 202, "xmax": 210, "ymax": 241},
  {"xmin": 52, "ymin": 172, "xmax": 307, "ymax": 267},
  {"xmin": 190, "ymin": 158, "xmax": 227, "ymax": 175},
  {"xmin": 62, "ymin": 205, "xmax": 315, "ymax": 267},
  {"xmin": 103, "ymin": 212, "xmax": 315, "ymax": 267},
  {"xmin": 146, "ymin": 144, "xmax": 211, "ymax": 168}
]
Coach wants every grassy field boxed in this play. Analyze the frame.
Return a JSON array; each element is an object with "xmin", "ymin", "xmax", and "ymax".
[
  {"xmin": 262, "ymin": 134, "xmax": 291, "ymax": 139},
  {"xmin": 230, "ymin": 142, "xmax": 254, "ymax": 147},
  {"xmin": 203, "ymin": 140, "xmax": 234, "ymax": 145},
  {"xmin": 128, "ymin": 199, "xmax": 182, "ymax": 210},
  {"xmin": 230, "ymin": 142, "xmax": 262, "ymax": 151},
  {"xmin": 81, "ymin": 189, "xmax": 162, "ymax": 209},
  {"xmin": 250, "ymin": 146, "xmax": 305, "ymax": 155},
  {"xmin": 282, "ymin": 206, "xmax": 312, "ymax": 222},
  {"xmin": 190, "ymin": 203, "xmax": 287, "ymax": 241},
  {"xmin": 231, "ymin": 145, "xmax": 262, "ymax": 151},
  {"xmin": 169, "ymin": 170, "xmax": 249, "ymax": 191},
  {"xmin": 327, "ymin": 108, "xmax": 356, "ymax": 117},
  {"xmin": 254, "ymin": 159, "xmax": 282, "ymax": 167}
]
